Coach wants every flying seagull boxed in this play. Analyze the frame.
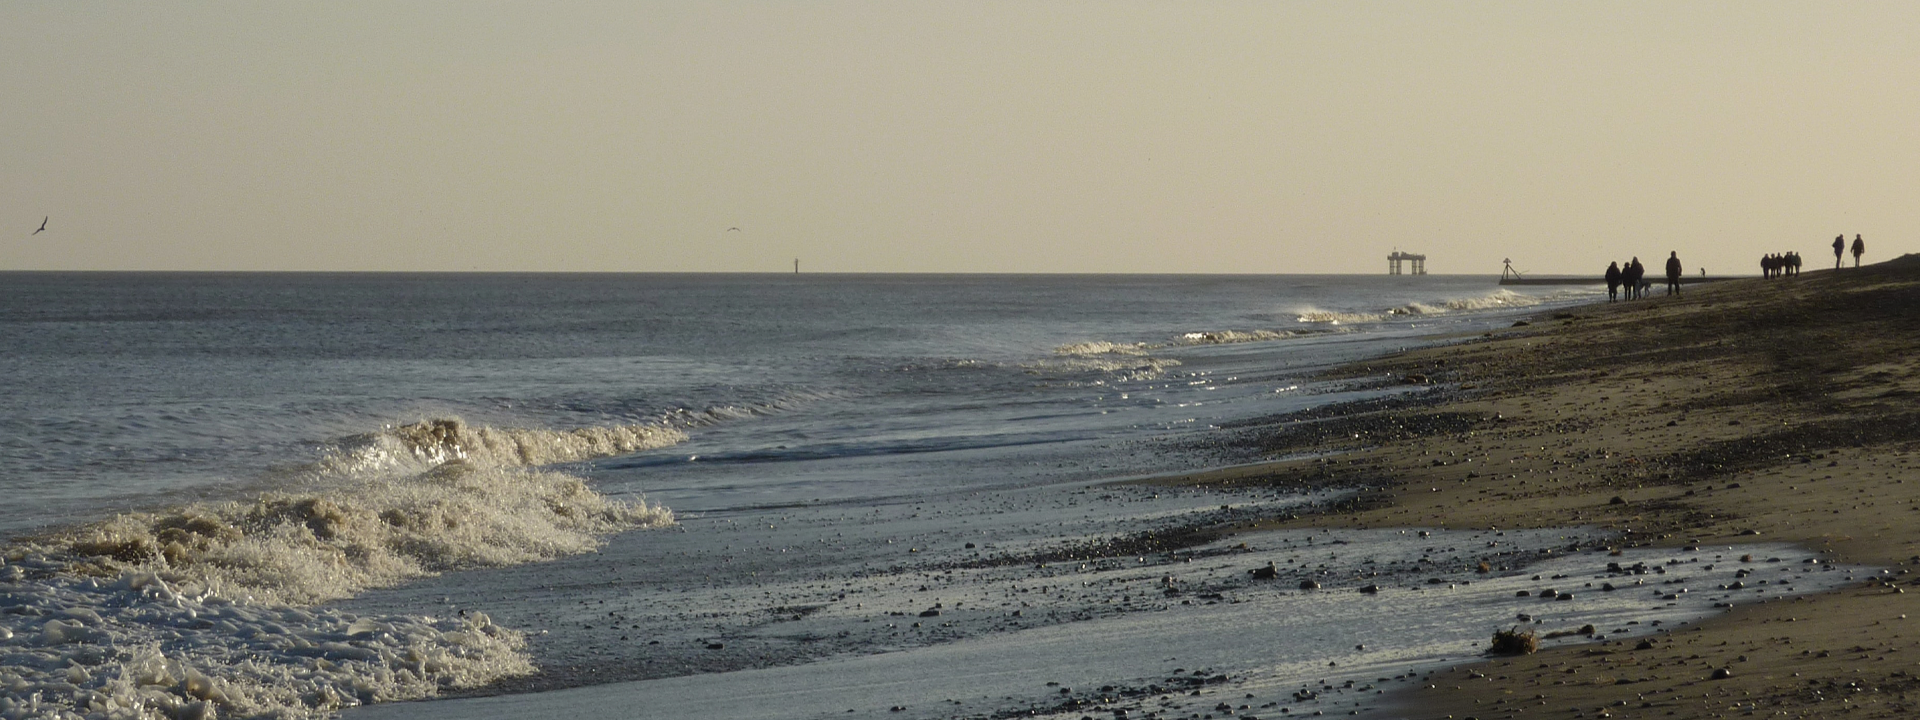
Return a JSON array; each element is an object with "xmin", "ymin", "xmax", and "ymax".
[
  {"xmin": 726, "ymin": 227, "xmax": 741, "ymax": 232},
  {"xmin": 32, "ymin": 217, "xmax": 46, "ymax": 235}
]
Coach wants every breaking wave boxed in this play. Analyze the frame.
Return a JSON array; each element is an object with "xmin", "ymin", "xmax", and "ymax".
[
  {"xmin": 319, "ymin": 417, "xmax": 689, "ymax": 479},
  {"xmin": 1, "ymin": 417, "xmax": 683, "ymax": 719},
  {"xmin": 1174, "ymin": 329, "xmax": 1301, "ymax": 345},
  {"xmin": 1389, "ymin": 289, "xmax": 1544, "ymax": 315},
  {"xmin": 1023, "ymin": 355, "xmax": 1182, "ymax": 383},
  {"xmin": 1297, "ymin": 289, "xmax": 1548, "ymax": 325},
  {"xmin": 1052, "ymin": 340, "xmax": 1151, "ymax": 357},
  {"xmin": 1295, "ymin": 310, "xmax": 1385, "ymax": 325}
]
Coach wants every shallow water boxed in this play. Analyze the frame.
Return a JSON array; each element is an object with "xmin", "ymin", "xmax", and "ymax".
[{"xmin": 342, "ymin": 478, "xmax": 1859, "ymax": 720}]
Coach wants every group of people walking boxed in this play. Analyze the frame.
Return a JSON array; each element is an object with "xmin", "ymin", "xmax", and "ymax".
[
  {"xmin": 1605, "ymin": 235, "xmax": 1872, "ymax": 301},
  {"xmin": 1604, "ymin": 252, "xmax": 1686, "ymax": 302},
  {"xmin": 1761, "ymin": 252, "xmax": 1801, "ymax": 278},
  {"xmin": 1764, "ymin": 234, "xmax": 1867, "ymax": 279}
]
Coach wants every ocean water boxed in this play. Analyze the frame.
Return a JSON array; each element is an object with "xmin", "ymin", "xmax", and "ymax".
[
  {"xmin": 0, "ymin": 272, "xmax": 1572, "ymax": 532},
  {"xmin": 0, "ymin": 272, "xmax": 1859, "ymax": 719}
]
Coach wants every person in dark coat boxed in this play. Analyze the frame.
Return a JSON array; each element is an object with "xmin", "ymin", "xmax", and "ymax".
[
  {"xmin": 1834, "ymin": 235, "xmax": 1846, "ymax": 269},
  {"xmin": 1664, "ymin": 251, "xmax": 1683, "ymax": 295},
  {"xmin": 1605, "ymin": 261, "xmax": 1621, "ymax": 302},
  {"xmin": 1789, "ymin": 251, "xmax": 1801, "ymax": 276},
  {"xmin": 1762, "ymin": 254, "xmax": 1775, "ymax": 279},
  {"xmin": 1852, "ymin": 234, "xmax": 1865, "ymax": 267},
  {"xmin": 1626, "ymin": 257, "xmax": 1645, "ymax": 299}
]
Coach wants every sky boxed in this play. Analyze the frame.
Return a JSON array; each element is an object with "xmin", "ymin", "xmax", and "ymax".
[{"xmin": 2, "ymin": 1, "xmax": 1917, "ymax": 275}]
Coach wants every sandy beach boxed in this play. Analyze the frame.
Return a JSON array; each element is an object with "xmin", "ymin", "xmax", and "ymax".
[{"xmin": 1162, "ymin": 257, "xmax": 1920, "ymax": 718}]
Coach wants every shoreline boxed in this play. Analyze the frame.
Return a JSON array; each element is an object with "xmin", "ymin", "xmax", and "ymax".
[{"xmin": 1162, "ymin": 256, "xmax": 1920, "ymax": 718}]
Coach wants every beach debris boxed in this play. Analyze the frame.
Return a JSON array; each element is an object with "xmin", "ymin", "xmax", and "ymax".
[
  {"xmin": 1489, "ymin": 626, "xmax": 1539, "ymax": 655},
  {"xmin": 1542, "ymin": 624, "xmax": 1597, "ymax": 639},
  {"xmin": 1249, "ymin": 562, "xmax": 1278, "ymax": 580}
]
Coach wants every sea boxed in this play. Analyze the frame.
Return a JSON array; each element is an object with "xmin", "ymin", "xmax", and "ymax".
[{"xmin": 0, "ymin": 273, "xmax": 1863, "ymax": 720}]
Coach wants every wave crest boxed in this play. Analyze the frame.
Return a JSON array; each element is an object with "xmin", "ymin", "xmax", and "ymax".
[
  {"xmin": 324, "ymin": 417, "xmax": 688, "ymax": 477},
  {"xmin": 1023, "ymin": 356, "xmax": 1182, "ymax": 382},
  {"xmin": 1053, "ymin": 340, "xmax": 1151, "ymax": 357},
  {"xmin": 1176, "ymin": 329, "xmax": 1299, "ymax": 345},
  {"xmin": 1295, "ymin": 310, "xmax": 1385, "ymax": 325},
  {"xmin": 1298, "ymin": 290, "xmax": 1548, "ymax": 324},
  {"xmin": 51, "ymin": 469, "xmax": 671, "ymax": 609}
]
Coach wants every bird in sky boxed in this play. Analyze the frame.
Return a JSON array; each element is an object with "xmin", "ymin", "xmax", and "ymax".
[
  {"xmin": 726, "ymin": 227, "xmax": 741, "ymax": 232},
  {"xmin": 32, "ymin": 217, "xmax": 47, "ymax": 235}
]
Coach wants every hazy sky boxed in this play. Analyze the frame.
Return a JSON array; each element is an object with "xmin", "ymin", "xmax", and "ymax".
[{"xmin": 3, "ymin": 2, "xmax": 1916, "ymax": 274}]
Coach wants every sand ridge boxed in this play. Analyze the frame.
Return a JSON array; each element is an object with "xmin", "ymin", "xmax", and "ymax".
[{"xmin": 1166, "ymin": 256, "xmax": 1920, "ymax": 719}]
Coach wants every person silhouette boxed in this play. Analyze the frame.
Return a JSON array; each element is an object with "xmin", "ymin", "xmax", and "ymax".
[
  {"xmin": 1834, "ymin": 235, "xmax": 1846, "ymax": 269},
  {"xmin": 1665, "ymin": 251, "xmax": 1682, "ymax": 295},
  {"xmin": 1852, "ymin": 234, "xmax": 1865, "ymax": 267},
  {"xmin": 1789, "ymin": 251, "xmax": 1801, "ymax": 276},
  {"xmin": 1605, "ymin": 261, "xmax": 1621, "ymax": 302}
]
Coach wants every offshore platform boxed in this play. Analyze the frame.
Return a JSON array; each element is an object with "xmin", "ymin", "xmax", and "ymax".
[{"xmin": 1387, "ymin": 250, "xmax": 1427, "ymax": 275}]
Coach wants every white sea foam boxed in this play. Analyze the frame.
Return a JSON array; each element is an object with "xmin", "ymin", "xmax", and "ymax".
[
  {"xmin": 322, "ymin": 417, "xmax": 689, "ymax": 477},
  {"xmin": 1387, "ymin": 289, "xmax": 1543, "ymax": 316},
  {"xmin": 1013, "ymin": 341, "xmax": 1182, "ymax": 382},
  {"xmin": 51, "ymin": 465, "xmax": 672, "ymax": 607},
  {"xmin": 1297, "ymin": 289, "xmax": 1549, "ymax": 325},
  {"xmin": 1023, "ymin": 356, "xmax": 1182, "ymax": 382},
  {"xmin": 1052, "ymin": 340, "xmax": 1151, "ymax": 357},
  {"xmin": 2, "ymin": 417, "xmax": 683, "ymax": 720},
  {"xmin": 1295, "ymin": 310, "xmax": 1386, "ymax": 325},
  {"xmin": 1174, "ymin": 329, "xmax": 1299, "ymax": 345},
  {"xmin": 0, "ymin": 556, "xmax": 531, "ymax": 719}
]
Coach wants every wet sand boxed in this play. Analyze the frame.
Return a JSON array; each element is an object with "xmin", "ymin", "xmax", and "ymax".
[{"xmin": 1164, "ymin": 256, "xmax": 1920, "ymax": 719}]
